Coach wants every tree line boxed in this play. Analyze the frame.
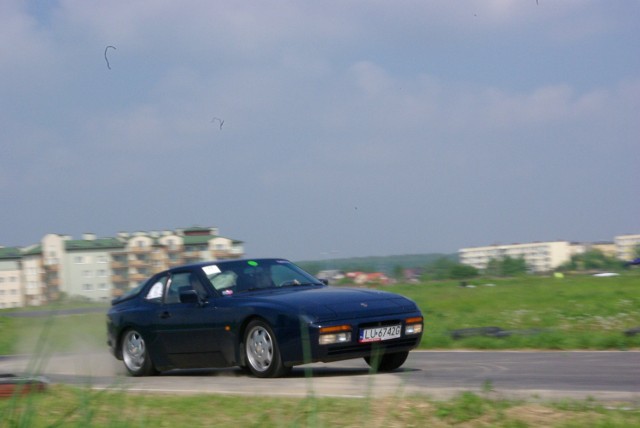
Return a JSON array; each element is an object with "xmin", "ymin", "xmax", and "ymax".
[{"xmin": 301, "ymin": 245, "xmax": 640, "ymax": 282}]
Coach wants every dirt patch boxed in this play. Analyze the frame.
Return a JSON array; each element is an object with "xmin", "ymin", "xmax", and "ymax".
[{"xmin": 504, "ymin": 404, "xmax": 569, "ymax": 426}]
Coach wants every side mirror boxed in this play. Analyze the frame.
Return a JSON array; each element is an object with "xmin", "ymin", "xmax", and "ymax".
[{"xmin": 179, "ymin": 289, "xmax": 207, "ymax": 306}]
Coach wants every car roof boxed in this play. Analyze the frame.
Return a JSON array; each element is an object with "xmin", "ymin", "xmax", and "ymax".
[{"xmin": 167, "ymin": 258, "xmax": 291, "ymax": 273}]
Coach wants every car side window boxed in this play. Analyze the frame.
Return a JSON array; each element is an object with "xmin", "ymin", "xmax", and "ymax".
[
  {"xmin": 144, "ymin": 275, "xmax": 168, "ymax": 304},
  {"xmin": 210, "ymin": 270, "xmax": 238, "ymax": 291},
  {"xmin": 165, "ymin": 272, "xmax": 192, "ymax": 304}
]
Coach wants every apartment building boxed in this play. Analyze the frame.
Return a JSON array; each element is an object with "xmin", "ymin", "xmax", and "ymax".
[
  {"xmin": 0, "ymin": 247, "xmax": 24, "ymax": 309},
  {"xmin": 459, "ymin": 241, "xmax": 574, "ymax": 273},
  {"xmin": 2, "ymin": 226, "xmax": 244, "ymax": 307},
  {"xmin": 459, "ymin": 234, "xmax": 640, "ymax": 273},
  {"xmin": 614, "ymin": 234, "xmax": 640, "ymax": 260}
]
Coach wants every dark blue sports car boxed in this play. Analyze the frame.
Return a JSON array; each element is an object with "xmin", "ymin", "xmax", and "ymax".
[{"xmin": 107, "ymin": 258, "xmax": 423, "ymax": 378}]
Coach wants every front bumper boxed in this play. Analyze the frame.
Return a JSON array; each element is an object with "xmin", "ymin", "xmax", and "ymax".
[{"xmin": 282, "ymin": 312, "xmax": 423, "ymax": 366}]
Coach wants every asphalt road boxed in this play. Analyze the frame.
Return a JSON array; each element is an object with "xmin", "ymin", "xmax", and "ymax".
[{"xmin": 2, "ymin": 350, "xmax": 638, "ymax": 401}]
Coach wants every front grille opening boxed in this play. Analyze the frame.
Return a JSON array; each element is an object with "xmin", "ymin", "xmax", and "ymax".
[{"xmin": 359, "ymin": 319, "xmax": 402, "ymax": 329}]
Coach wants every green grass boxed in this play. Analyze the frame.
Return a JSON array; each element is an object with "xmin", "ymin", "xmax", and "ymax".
[
  {"xmin": 1, "ymin": 386, "xmax": 639, "ymax": 427},
  {"xmin": 1, "ymin": 273, "xmax": 639, "ymax": 355},
  {"xmin": 381, "ymin": 272, "xmax": 640, "ymax": 350}
]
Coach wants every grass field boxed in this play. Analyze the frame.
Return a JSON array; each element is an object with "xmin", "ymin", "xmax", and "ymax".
[{"xmin": 387, "ymin": 272, "xmax": 640, "ymax": 350}]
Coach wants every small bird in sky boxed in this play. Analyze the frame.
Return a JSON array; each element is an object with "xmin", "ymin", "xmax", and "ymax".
[
  {"xmin": 104, "ymin": 45, "xmax": 116, "ymax": 70},
  {"xmin": 211, "ymin": 117, "xmax": 224, "ymax": 129}
]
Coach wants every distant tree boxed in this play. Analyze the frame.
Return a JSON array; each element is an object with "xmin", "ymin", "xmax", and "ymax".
[
  {"xmin": 501, "ymin": 256, "xmax": 528, "ymax": 276},
  {"xmin": 392, "ymin": 264, "xmax": 404, "ymax": 280},
  {"xmin": 483, "ymin": 256, "xmax": 528, "ymax": 277},
  {"xmin": 634, "ymin": 245, "xmax": 640, "ymax": 259},
  {"xmin": 419, "ymin": 257, "xmax": 479, "ymax": 280},
  {"xmin": 484, "ymin": 258, "xmax": 502, "ymax": 277},
  {"xmin": 422, "ymin": 257, "xmax": 457, "ymax": 280},
  {"xmin": 558, "ymin": 249, "xmax": 623, "ymax": 272},
  {"xmin": 449, "ymin": 263, "xmax": 479, "ymax": 279}
]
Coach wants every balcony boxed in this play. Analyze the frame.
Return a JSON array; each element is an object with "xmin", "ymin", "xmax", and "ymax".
[
  {"xmin": 129, "ymin": 273, "xmax": 146, "ymax": 282},
  {"xmin": 111, "ymin": 261, "xmax": 126, "ymax": 269},
  {"xmin": 151, "ymin": 252, "xmax": 165, "ymax": 261},
  {"xmin": 183, "ymin": 252, "xmax": 201, "ymax": 260},
  {"xmin": 45, "ymin": 278, "xmax": 60, "ymax": 287},
  {"xmin": 111, "ymin": 275, "xmax": 128, "ymax": 283},
  {"xmin": 128, "ymin": 259, "xmax": 147, "ymax": 268}
]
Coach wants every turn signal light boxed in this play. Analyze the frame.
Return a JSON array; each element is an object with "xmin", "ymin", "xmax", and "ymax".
[
  {"xmin": 319, "ymin": 324, "xmax": 352, "ymax": 345},
  {"xmin": 405, "ymin": 316, "xmax": 423, "ymax": 335}
]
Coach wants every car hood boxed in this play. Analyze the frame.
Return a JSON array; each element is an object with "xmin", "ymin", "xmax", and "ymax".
[{"xmin": 238, "ymin": 286, "xmax": 419, "ymax": 322}]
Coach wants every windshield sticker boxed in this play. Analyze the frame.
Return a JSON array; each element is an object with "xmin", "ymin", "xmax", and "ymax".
[
  {"xmin": 247, "ymin": 260, "xmax": 258, "ymax": 267},
  {"xmin": 202, "ymin": 265, "xmax": 221, "ymax": 276},
  {"xmin": 222, "ymin": 289, "xmax": 233, "ymax": 296}
]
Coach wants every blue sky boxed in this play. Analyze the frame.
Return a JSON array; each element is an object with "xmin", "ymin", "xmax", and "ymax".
[{"xmin": 1, "ymin": 0, "xmax": 638, "ymax": 260}]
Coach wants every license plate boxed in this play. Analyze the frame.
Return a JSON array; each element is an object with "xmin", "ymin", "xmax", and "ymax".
[{"xmin": 359, "ymin": 325, "xmax": 402, "ymax": 343}]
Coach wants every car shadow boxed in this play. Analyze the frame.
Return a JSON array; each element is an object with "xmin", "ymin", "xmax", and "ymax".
[{"xmin": 161, "ymin": 366, "xmax": 420, "ymax": 378}]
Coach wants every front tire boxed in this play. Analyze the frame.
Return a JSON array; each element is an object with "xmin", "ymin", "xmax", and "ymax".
[
  {"xmin": 243, "ymin": 320, "xmax": 289, "ymax": 378},
  {"xmin": 121, "ymin": 329, "xmax": 156, "ymax": 376},
  {"xmin": 365, "ymin": 351, "xmax": 409, "ymax": 372}
]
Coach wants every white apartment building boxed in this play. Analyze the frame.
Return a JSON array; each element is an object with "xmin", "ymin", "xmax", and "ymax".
[
  {"xmin": 0, "ymin": 247, "xmax": 24, "ymax": 308},
  {"xmin": 460, "ymin": 234, "xmax": 640, "ymax": 273},
  {"xmin": 614, "ymin": 234, "xmax": 640, "ymax": 260},
  {"xmin": 459, "ymin": 241, "xmax": 574, "ymax": 273}
]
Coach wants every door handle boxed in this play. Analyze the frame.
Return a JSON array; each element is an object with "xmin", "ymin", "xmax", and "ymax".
[{"xmin": 160, "ymin": 311, "xmax": 171, "ymax": 319}]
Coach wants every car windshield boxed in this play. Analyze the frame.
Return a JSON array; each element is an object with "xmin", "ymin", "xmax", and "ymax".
[{"xmin": 201, "ymin": 259, "xmax": 322, "ymax": 295}]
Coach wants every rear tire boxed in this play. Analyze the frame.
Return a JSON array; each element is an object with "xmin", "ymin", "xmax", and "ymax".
[
  {"xmin": 121, "ymin": 329, "xmax": 157, "ymax": 376},
  {"xmin": 243, "ymin": 320, "xmax": 289, "ymax": 378},
  {"xmin": 364, "ymin": 351, "xmax": 409, "ymax": 372}
]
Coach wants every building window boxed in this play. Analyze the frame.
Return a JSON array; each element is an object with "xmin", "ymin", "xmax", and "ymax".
[
  {"xmin": 82, "ymin": 284, "xmax": 93, "ymax": 291},
  {"xmin": 74, "ymin": 256, "xmax": 85, "ymax": 264},
  {"xmin": 97, "ymin": 256, "xmax": 108, "ymax": 263},
  {"xmin": 83, "ymin": 270, "xmax": 93, "ymax": 278}
]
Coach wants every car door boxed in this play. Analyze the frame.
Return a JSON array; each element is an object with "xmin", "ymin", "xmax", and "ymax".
[{"xmin": 153, "ymin": 270, "xmax": 227, "ymax": 368}]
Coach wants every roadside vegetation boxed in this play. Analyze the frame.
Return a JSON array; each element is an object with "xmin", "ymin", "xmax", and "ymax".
[
  {"xmin": 387, "ymin": 272, "xmax": 640, "ymax": 350},
  {"xmin": 2, "ymin": 385, "xmax": 639, "ymax": 427}
]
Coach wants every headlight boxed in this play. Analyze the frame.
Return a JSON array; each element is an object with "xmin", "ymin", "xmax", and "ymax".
[
  {"xmin": 319, "ymin": 325, "xmax": 352, "ymax": 345},
  {"xmin": 405, "ymin": 316, "xmax": 423, "ymax": 335}
]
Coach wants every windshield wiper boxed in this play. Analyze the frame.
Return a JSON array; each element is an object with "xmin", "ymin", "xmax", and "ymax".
[{"xmin": 279, "ymin": 280, "xmax": 322, "ymax": 287}]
